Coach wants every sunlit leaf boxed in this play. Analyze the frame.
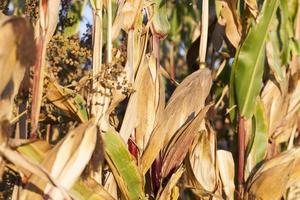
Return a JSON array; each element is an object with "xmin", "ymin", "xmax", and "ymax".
[
  {"xmin": 103, "ymin": 129, "xmax": 146, "ymax": 200},
  {"xmin": 234, "ymin": 0, "xmax": 279, "ymax": 119},
  {"xmin": 46, "ymin": 80, "xmax": 89, "ymax": 123},
  {"xmin": 246, "ymin": 148, "xmax": 300, "ymax": 199},
  {"xmin": 140, "ymin": 69, "xmax": 212, "ymax": 175}
]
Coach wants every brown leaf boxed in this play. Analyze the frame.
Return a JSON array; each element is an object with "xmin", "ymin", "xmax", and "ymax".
[
  {"xmin": 119, "ymin": 54, "xmax": 164, "ymax": 154},
  {"xmin": 46, "ymin": 80, "xmax": 88, "ymax": 123},
  {"xmin": 22, "ymin": 119, "xmax": 97, "ymax": 200},
  {"xmin": 245, "ymin": 148, "xmax": 300, "ymax": 199},
  {"xmin": 217, "ymin": 0, "xmax": 242, "ymax": 48},
  {"xmin": 140, "ymin": 69, "xmax": 212, "ymax": 175},
  {"xmin": 0, "ymin": 17, "xmax": 35, "ymax": 120},
  {"xmin": 156, "ymin": 167, "xmax": 184, "ymax": 200},
  {"xmin": 217, "ymin": 150, "xmax": 235, "ymax": 200},
  {"xmin": 161, "ymin": 106, "xmax": 211, "ymax": 178},
  {"xmin": 188, "ymin": 123, "xmax": 218, "ymax": 192}
]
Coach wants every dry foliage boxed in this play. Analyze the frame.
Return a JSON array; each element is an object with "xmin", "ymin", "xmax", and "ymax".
[{"xmin": 0, "ymin": 0, "xmax": 300, "ymax": 200}]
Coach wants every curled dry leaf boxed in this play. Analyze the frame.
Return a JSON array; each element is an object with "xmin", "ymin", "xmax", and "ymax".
[
  {"xmin": 187, "ymin": 123, "xmax": 218, "ymax": 193},
  {"xmin": 245, "ymin": 148, "xmax": 300, "ymax": 200},
  {"xmin": 217, "ymin": 150, "xmax": 235, "ymax": 200},
  {"xmin": 0, "ymin": 143, "xmax": 71, "ymax": 200},
  {"xmin": 22, "ymin": 119, "xmax": 97, "ymax": 200},
  {"xmin": 245, "ymin": 0, "xmax": 259, "ymax": 18},
  {"xmin": 161, "ymin": 106, "xmax": 211, "ymax": 178},
  {"xmin": 261, "ymin": 80, "xmax": 288, "ymax": 137},
  {"xmin": 216, "ymin": 0, "xmax": 241, "ymax": 48},
  {"xmin": 273, "ymin": 79, "xmax": 300, "ymax": 143},
  {"xmin": 140, "ymin": 68, "xmax": 212, "ymax": 175},
  {"xmin": 0, "ymin": 16, "xmax": 35, "ymax": 120},
  {"xmin": 119, "ymin": 54, "xmax": 164, "ymax": 153},
  {"xmin": 112, "ymin": 0, "xmax": 143, "ymax": 39}
]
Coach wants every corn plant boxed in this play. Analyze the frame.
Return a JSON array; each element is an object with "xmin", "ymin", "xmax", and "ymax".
[{"xmin": 0, "ymin": 0, "xmax": 300, "ymax": 199}]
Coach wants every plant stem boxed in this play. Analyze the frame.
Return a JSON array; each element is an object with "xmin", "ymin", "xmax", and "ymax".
[
  {"xmin": 237, "ymin": 116, "xmax": 245, "ymax": 199},
  {"xmin": 199, "ymin": 0, "xmax": 209, "ymax": 69},
  {"xmin": 91, "ymin": 3, "xmax": 103, "ymax": 116},
  {"xmin": 30, "ymin": 36, "xmax": 45, "ymax": 138},
  {"xmin": 107, "ymin": 0, "xmax": 112, "ymax": 64}
]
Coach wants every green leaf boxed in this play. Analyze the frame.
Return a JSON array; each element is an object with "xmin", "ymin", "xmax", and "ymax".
[
  {"xmin": 103, "ymin": 130, "xmax": 146, "ymax": 200},
  {"xmin": 234, "ymin": 0, "xmax": 279, "ymax": 119},
  {"xmin": 249, "ymin": 98, "xmax": 268, "ymax": 164}
]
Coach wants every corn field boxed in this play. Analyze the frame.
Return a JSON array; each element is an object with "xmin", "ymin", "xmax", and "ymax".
[{"xmin": 0, "ymin": 0, "xmax": 300, "ymax": 199}]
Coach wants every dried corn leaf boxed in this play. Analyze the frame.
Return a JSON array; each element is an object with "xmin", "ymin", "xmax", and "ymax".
[
  {"xmin": 0, "ymin": 16, "xmax": 35, "ymax": 120},
  {"xmin": 273, "ymin": 79, "xmax": 300, "ymax": 143},
  {"xmin": 217, "ymin": 150, "xmax": 235, "ymax": 200},
  {"xmin": 245, "ymin": 148, "xmax": 300, "ymax": 199},
  {"xmin": 216, "ymin": 0, "xmax": 241, "ymax": 48},
  {"xmin": 161, "ymin": 106, "xmax": 211, "ymax": 178},
  {"xmin": 156, "ymin": 167, "xmax": 184, "ymax": 200},
  {"xmin": 188, "ymin": 124, "xmax": 218, "ymax": 193},
  {"xmin": 22, "ymin": 119, "xmax": 97, "ymax": 200},
  {"xmin": 103, "ymin": 129, "xmax": 146, "ymax": 200},
  {"xmin": 140, "ymin": 69, "xmax": 212, "ymax": 175},
  {"xmin": 245, "ymin": 0, "xmax": 259, "ymax": 18},
  {"xmin": 0, "ymin": 144, "xmax": 71, "ymax": 200},
  {"xmin": 18, "ymin": 140, "xmax": 51, "ymax": 164},
  {"xmin": 261, "ymin": 79, "xmax": 287, "ymax": 137},
  {"xmin": 39, "ymin": 0, "xmax": 61, "ymax": 44},
  {"xmin": 112, "ymin": 0, "xmax": 143, "ymax": 35},
  {"xmin": 46, "ymin": 80, "xmax": 89, "ymax": 123},
  {"xmin": 119, "ymin": 54, "xmax": 163, "ymax": 153},
  {"xmin": 16, "ymin": 137, "xmax": 113, "ymax": 200}
]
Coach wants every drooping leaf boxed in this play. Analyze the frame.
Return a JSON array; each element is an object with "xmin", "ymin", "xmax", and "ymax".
[
  {"xmin": 187, "ymin": 123, "xmax": 218, "ymax": 193},
  {"xmin": 246, "ymin": 148, "xmax": 300, "ymax": 199},
  {"xmin": 140, "ymin": 69, "xmax": 212, "ymax": 175},
  {"xmin": 17, "ymin": 138, "xmax": 112, "ymax": 200},
  {"xmin": 161, "ymin": 106, "xmax": 211, "ymax": 178},
  {"xmin": 22, "ymin": 119, "xmax": 97, "ymax": 200},
  {"xmin": 234, "ymin": 0, "xmax": 279, "ymax": 119},
  {"xmin": 103, "ymin": 130, "xmax": 146, "ymax": 200},
  {"xmin": 119, "ymin": 54, "xmax": 164, "ymax": 153},
  {"xmin": 217, "ymin": 150, "xmax": 235, "ymax": 200},
  {"xmin": 216, "ymin": 0, "xmax": 241, "ymax": 48}
]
